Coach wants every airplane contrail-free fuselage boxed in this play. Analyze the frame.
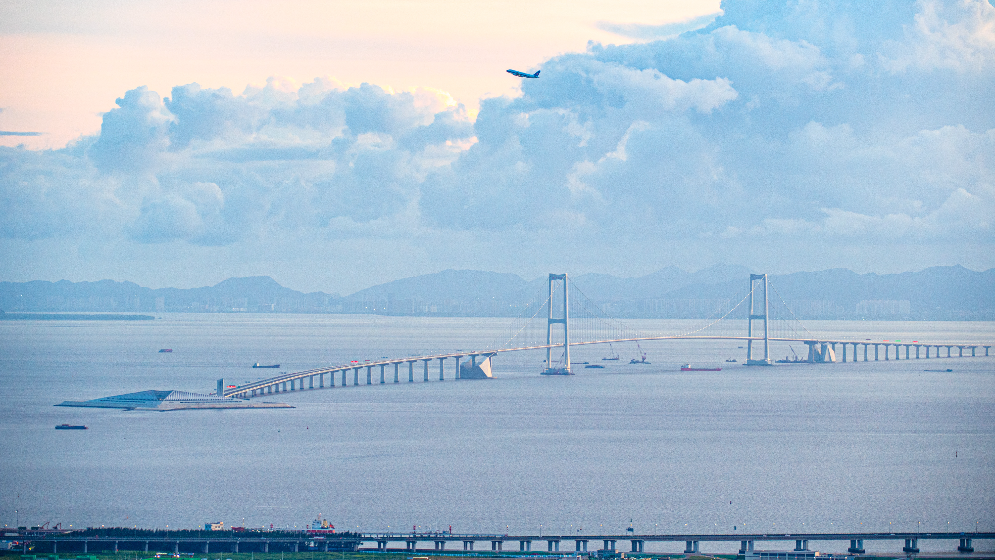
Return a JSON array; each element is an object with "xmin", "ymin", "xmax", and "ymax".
[{"xmin": 507, "ymin": 69, "xmax": 540, "ymax": 78}]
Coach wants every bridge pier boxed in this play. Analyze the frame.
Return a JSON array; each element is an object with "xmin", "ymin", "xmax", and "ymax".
[
  {"xmin": 885, "ymin": 344, "xmax": 889, "ymax": 360},
  {"xmin": 424, "ymin": 359, "xmax": 430, "ymax": 381},
  {"xmin": 394, "ymin": 362, "xmax": 399, "ymax": 383},
  {"xmin": 842, "ymin": 343, "xmax": 847, "ymax": 362},
  {"xmin": 985, "ymin": 346, "xmax": 991, "ymax": 357},
  {"xmin": 366, "ymin": 365, "xmax": 372, "ymax": 385},
  {"xmin": 114, "ymin": 541, "xmax": 119, "ymax": 552},
  {"xmin": 203, "ymin": 542, "xmax": 209, "ymax": 553},
  {"xmin": 631, "ymin": 540, "xmax": 644, "ymax": 552},
  {"xmin": 342, "ymin": 369, "xmax": 347, "ymax": 386},
  {"xmin": 906, "ymin": 345, "xmax": 910, "ymax": 359},
  {"xmin": 174, "ymin": 542, "xmax": 179, "ymax": 554},
  {"xmin": 904, "ymin": 538, "xmax": 919, "ymax": 553},
  {"xmin": 685, "ymin": 541, "xmax": 699, "ymax": 554},
  {"xmin": 309, "ymin": 376, "xmax": 314, "ymax": 389},
  {"xmin": 959, "ymin": 538, "xmax": 974, "ymax": 552},
  {"xmin": 958, "ymin": 346, "xmax": 964, "ymax": 357},
  {"xmin": 848, "ymin": 539, "xmax": 865, "ymax": 554},
  {"xmin": 794, "ymin": 540, "xmax": 809, "ymax": 551},
  {"xmin": 548, "ymin": 540, "xmax": 560, "ymax": 552},
  {"xmin": 354, "ymin": 367, "xmax": 359, "ymax": 385},
  {"xmin": 874, "ymin": 344, "xmax": 880, "ymax": 360},
  {"xmin": 520, "ymin": 541, "xmax": 532, "ymax": 551},
  {"xmin": 603, "ymin": 540, "xmax": 616, "ymax": 551},
  {"xmin": 319, "ymin": 372, "xmax": 324, "ymax": 388},
  {"xmin": 575, "ymin": 540, "xmax": 588, "ymax": 552},
  {"xmin": 740, "ymin": 541, "xmax": 754, "ymax": 553},
  {"xmin": 409, "ymin": 361, "xmax": 414, "ymax": 382},
  {"xmin": 264, "ymin": 542, "xmax": 268, "ymax": 553},
  {"xmin": 380, "ymin": 364, "xmax": 385, "ymax": 383},
  {"xmin": 864, "ymin": 344, "xmax": 868, "ymax": 361},
  {"xmin": 439, "ymin": 357, "xmax": 445, "ymax": 381},
  {"xmin": 435, "ymin": 541, "xmax": 445, "ymax": 550},
  {"xmin": 144, "ymin": 542, "xmax": 149, "ymax": 552},
  {"xmin": 491, "ymin": 540, "xmax": 502, "ymax": 551},
  {"xmin": 463, "ymin": 541, "xmax": 474, "ymax": 551}
]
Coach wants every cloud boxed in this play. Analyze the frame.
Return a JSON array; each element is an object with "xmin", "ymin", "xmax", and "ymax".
[
  {"xmin": 1, "ymin": 0, "xmax": 993, "ymax": 286},
  {"xmin": 597, "ymin": 12, "xmax": 722, "ymax": 41},
  {"xmin": 0, "ymin": 131, "xmax": 43, "ymax": 136}
]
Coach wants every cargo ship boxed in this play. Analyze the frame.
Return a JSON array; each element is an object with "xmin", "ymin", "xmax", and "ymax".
[
  {"xmin": 55, "ymin": 424, "xmax": 87, "ymax": 430},
  {"xmin": 252, "ymin": 363, "xmax": 280, "ymax": 368},
  {"xmin": 680, "ymin": 364, "xmax": 721, "ymax": 371}
]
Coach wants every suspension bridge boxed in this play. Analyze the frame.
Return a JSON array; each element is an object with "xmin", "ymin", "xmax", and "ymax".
[{"xmin": 223, "ymin": 273, "xmax": 991, "ymax": 399}]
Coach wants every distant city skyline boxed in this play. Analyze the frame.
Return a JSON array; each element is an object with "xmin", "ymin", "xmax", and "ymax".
[{"xmin": 1, "ymin": 0, "xmax": 993, "ymax": 294}]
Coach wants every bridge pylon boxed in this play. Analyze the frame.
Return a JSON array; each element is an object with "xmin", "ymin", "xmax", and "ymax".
[
  {"xmin": 542, "ymin": 273, "xmax": 572, "ymax": 375},
  {"xmin": 746, "ymin": 273, "xmax": 772, "ymax": 366}
]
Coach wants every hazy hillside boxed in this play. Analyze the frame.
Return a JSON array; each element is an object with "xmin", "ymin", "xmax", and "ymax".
[{"xmin": 2, "ymin": 266, "xmax": 992, "ymax": 320}]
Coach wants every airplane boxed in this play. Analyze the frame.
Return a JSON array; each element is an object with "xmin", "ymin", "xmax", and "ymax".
[{"xmin": 507, "ymin": 68, "xmax": 540, "ymax": 78}]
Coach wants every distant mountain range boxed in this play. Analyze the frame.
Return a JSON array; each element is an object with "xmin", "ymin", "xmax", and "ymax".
[{"xmin": 1, "ymin": 265, "xmax": 993, "ymax": 320}]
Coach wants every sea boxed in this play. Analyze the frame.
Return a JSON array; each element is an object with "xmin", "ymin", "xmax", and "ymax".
[{"xmin": 1, "ymin": 314, "xmax": 993, "ymax": 555}]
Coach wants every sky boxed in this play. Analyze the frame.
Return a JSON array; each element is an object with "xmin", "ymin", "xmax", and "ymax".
[{"xmin": 1, "ymin": 0, "xmax": 993, "ymax": 294}]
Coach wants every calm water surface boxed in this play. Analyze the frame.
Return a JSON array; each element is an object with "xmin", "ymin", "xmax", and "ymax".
[{"xmin": 1, "ymin": 315, "xmax": 993, "ymax": 554}]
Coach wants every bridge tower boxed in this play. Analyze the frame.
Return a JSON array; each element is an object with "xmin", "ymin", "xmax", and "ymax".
[
  {"xmin": 543, "ymin": 273, "xmax": 572, "ymax": 375},
  {"xmin": 746, "ymin": 274, "xmax": 772, "ymax": 366}
]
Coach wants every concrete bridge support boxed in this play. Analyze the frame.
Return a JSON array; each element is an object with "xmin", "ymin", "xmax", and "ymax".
[
  {"xmin": 575, "ymin": 540, "xmax": 588, "ymax": 552},
  {"xmin": 985, "ymin": 346, "xmax": 991, "ymax": 357},
  {"xmin": 439, "ymin": 357, "xmax": 445, "ymax": 381},
  {"xmin": 959, "ymin": 538, "xmax": 974, "ymax": 552},
  {"xmin": 864, "ymin": 344, "xmax": 868, "ymax": 361},
  {"xmin": 491, "ymin": 540, "xmax": 502, "ymax": 551},
  {"xmin": 174, "ymin": 542, "xmax": 179, "ymax": 554},
  {"xmin": 309, "ymin": 376, "xmax": 314, "ymax": 389},
  {"xmin": 380, "ymin": 364, "xmax": 385, "ymax": 384},
  {"xmin": 685, "ymin": 541, "xmax": 699, "ymax": 554},
  {"xmin": 394, "ymin": 363, "xmax": 399, "ymax": 383},
  {"xmin": 842, "ymin": 343, "xmax": 847, "ymax": 362},
  {"xmin": 603, "ymin": 540, "xmax": 616, "ymax": 551},
  {"xmin": 906, "ymin": 345, "xmax": 911, "ymax": 359},
  {"xmin": 434, "ymin": 541, "xmax": 445, "ymax": 550},
  {"xmin": 319, "ymin": 372, "xmax": 324, "ymax": 388},
  {"xmin": 405, "ymin": 541, "xmax": 416, "ymax": 552},
  {"xmin": 848, "ymin": 539, "xmax": 865, "ymax": 554},
  {"xmin": 341, "ymin": 369, "xmax": 347, "ymax": 387},
  {"xmin": 263, "ymin": 542, "xmax": 268, "ymax": 553},
  {"xmin": 114, "ymin": 541, "xmax": 119, "ymax": 553},
  {"xmin": 548, "ymin": 540, "xmax": 560, "ymax": 552},
  {"xmin": 463, "ymin": 541, "xmax": 474, "ymax": 551},
  {"xmin": 423, "ymin": 359, "xmax": 430, "ymax": 381},
  {"xmin": 520, "ymin": 541, "xmax": 532, "ymax": 551},
  {"xmin": 366, "ymin": 366, "xmax": 372, "ymax": 385},
  {"xmin": 354, "ymin": 367, "xmax": 360, "ymax": 385},
  {"xmin": 794, "ymin": 540, "xmax": 809, "ymax": 551},
  {"xmin": 740, "ymin": 541, "xmax": 754, "ymax": 553},
  {"xmin": 874, "ymin": 344, "xmax": 880, "ymax": 360},
  {"xmin": 904, "ymin": 538, "xmax": 919, "ymax": 553},
  {"xmin": 409, "ymin": 361, "xmax": 414, "ymax": 382},
  {"xmin": 631, "ymin": 540, "xmax": 644, "ymax": 552},
  {"xmin": 203, "ymin": 542, "xmax": 209, "ymax": 554}
]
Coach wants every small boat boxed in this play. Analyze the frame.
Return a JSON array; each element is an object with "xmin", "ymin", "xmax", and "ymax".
[
  {"xmin": 681, "ymin": 364, "xmax": 721, "ymax": 371},
  {"xmin": 253, "ymin": 363, "xmax": 280, "ymax": 368},
  {"xmin": 924, "ymin": 369, "xmax": 953, "ymax": 372},
  {"xmin": 158, "ymin": 349, "xmax": 172, "ymax": 353},
  {"xmin": 725, "ymin": 358, "xmax": 737, "ymax": 363},
  {"xmin": 584, "ymin": 364, "xmax": 605, "ymax": 369},
  {"xmin": 55, "ymin": 424, "xmax": 87, "ymax": 430}
]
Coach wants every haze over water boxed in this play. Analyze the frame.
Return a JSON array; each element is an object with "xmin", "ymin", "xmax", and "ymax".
[{"xmin": 1, "ymin": 315, "xmax": 993, "ymax": 555}]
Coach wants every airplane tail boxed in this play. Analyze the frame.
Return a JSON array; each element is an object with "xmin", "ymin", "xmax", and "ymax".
[{"xmin": 534, "ymin": 70, "xmax": 540, "ymax": 77}]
